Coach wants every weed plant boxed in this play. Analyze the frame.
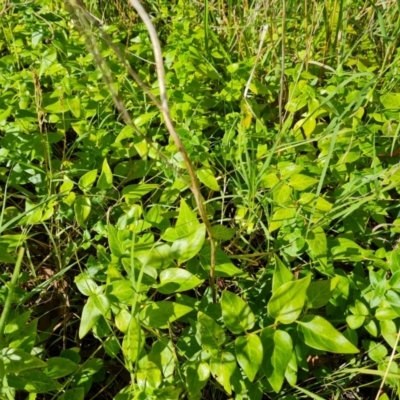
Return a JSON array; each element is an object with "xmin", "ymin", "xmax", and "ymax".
[{"xmin": 1, "ymin": 0, "xmax": 400, "ymax": 399}]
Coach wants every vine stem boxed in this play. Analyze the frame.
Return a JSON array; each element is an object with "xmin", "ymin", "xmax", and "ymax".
[{"xmin": 127, "ymin": 0, "xmax": 217, "ymax": 303}]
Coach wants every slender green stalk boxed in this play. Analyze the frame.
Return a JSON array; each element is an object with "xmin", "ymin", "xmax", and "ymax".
[
  {"xmin": 0, "ymin": 247, "xmax": 25, "ymax": 340},
  {"xmin": 279, "ymin": 0, "xmax": 286, "ymax": 129}
]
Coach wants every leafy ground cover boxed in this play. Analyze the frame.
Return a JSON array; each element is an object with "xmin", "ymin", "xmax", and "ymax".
[{"xmin": 1, "ymin": 0, "xmax": 400, "ymax": 398}]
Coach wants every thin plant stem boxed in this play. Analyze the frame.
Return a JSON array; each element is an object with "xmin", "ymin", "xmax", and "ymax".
[
  {"xmin": 0, "ymin": 247, "xmax": 25, "ymax": 339},
  {"xmin": 128, "ymin": 0, "xmax": 217, "ymax": 303},
  {"xmin": 279, "ymin": 0, "xmax": 286, "ymax": 129}
]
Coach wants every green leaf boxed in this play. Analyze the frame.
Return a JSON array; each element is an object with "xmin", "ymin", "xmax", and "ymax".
[
  {"xmin": 107, "ymin": 279, "xmax": 134, "ymax": 303},
  {"xmin": 221, "ymin": 291, "xmax": 255, "ymax": 334},
  {"xmin": 273, "ymin": 184, "xmax": 292, "ymax": 205},
  {"xmin": 306, "ymin": 277, "xmax": 339, "ymax": 308},
  {"xmin": 1, "ymin": 348, "xmax": 46, "ymax": 374},
  {"xmin": 140, "ymin": 301, "xmax": 192, "ymax": 328},
  {"xmin": 197, "ymin": 168, "xmax": 220, "ymax": 191},
  {"xmin": 75, "ymin": 272, "xmax": 98, "ymax": 296},
  {"xmin": 235, "ymin": 334, "xmax": 263, "ymax": 382},
  {"xmin": 58, "ymin": 388, "xmax": 85, "ymax": 400},
  {"xmin": 272, "ymin": 255, "xmax": 294, "ymax": 293},
  {"xmin": 7, "ymin": 319, "xmax": 37, "ymax": 353},
  {"xmin": 44, "ymin": 357, "xmax": 78, "ymax": 379},
  {"xmin": 134, "ymin": 111, "xmax": 158, "ymax": 127},
  {"xmin": 211, "ymin": 225, "xmax": 236, "ymax": 241},
  {"xmin": 78, "ymin": 170, "xmax": 97, "ymax": 192},
  {"xmin": 74, "ymin": 196, "xmax": 91, "ymax": 228},
  {"xmin": 67, "ymin": 97, "xmax": 81, "ymax": 118},
  {"xmin": 380, "ymin": 93, "xmax": 400, "ymax": 110},
  {"xmin": 158, "ymin": 268, "xmax": 204, "ymax": 294},
  {"xmin": 261, "ymin": 328, "xmax": 293, "ymax": 393},
  {"xmin": 210, "ymin": 351, "xmax": 237, "ymax": 395},
  {"xmin": 122, "ymin": 184, "xmax": 159, "ymax": 204},
  {"xmin": 39, "ymin": 48, "xmax": 57, "ymax": 77},
  {"xmin": 8, "ymin": 370, "xmax": 61, "ymax": 393},
  {"xmin": 297, "ymin": 315, "xmax": 359, "ymax": 353},
  {"xmin": 199, "ymin": 244, "xmax": 244, "ymax": 277},
  {"xmin": 267, "ymin": 275, "xmax": 311, "ymax": 324},
  {"xmin": 97, "ymin": 158, "xmax": 113, "ymax": 190},
  {"xmin": 171, "ymin": 223, "xmax": 206, "ymax": 263},
  {"xmin": 289, "ymin": 174, "xmax": 318, "ymax": 191},
  {"xmin": 122, "ymin": 318, "xmax": 144, "ymax": 363},
  {"xmin": 79, "ymin": 296, "xmax": 101, "ymax": 339},
  {"xmin": 269, "ymin": 207, "xmax": 296, "ymax": 232},
  {"xmin": 306, "ymin": 227, "xmax": 332, "ymax": 274},
  {"xmin": 108, "ymin": 224, "xmax": 125, "ymax": 258},
  {"xmin": 148, "ymin": 339, "xmax": 175, "ymax": 379},
  {"xmin": 175, "ymin": 199, "xmax": 199, "ymax": 237},
  {"xmin": 185, "ymin": 361, "xmax": 210, "ymax": 397},
  {"xmin": 0, "ymin": 244, "xmax": 16, "ymax": 263},
  {"xmin": 196, "ymin": 311, "xmax": 226, "ymax": 351},
  {"xmin": 137, "ymin": 361, "xmax": 162, "ymax": 389}
]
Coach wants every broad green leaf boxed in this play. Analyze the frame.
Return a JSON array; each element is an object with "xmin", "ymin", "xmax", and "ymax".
[
  {"xmin": 122, "ymin": 318, "xmax": 144, "ymax": 363},
  {"xmin": 1, "ymin": 348, "xmax": 46, "ymax": 374},
  {"xmin": 211, "ymin": 225, "xmax": 236, "ymax": 241},
  {"xmin": 185, "ymin": 361, "xmax": 210, "ymax": 396},
  {"xmin": 137, "ymin": 361, "xmax": 162, "ymax": 390},
  {"xmin": 8, "ymin": 319, "xmax": 37, "ymax": 352},
  {"xmin": 79, "ymin": 296, "xmax": 101, "ymax": 338},
  {"xmin": 199, "ymin": 244, "xmax": 244, "ymax": 277},
  {"xmin": 261, "ymin": 329, "xmax": 293, "ymax": 393},
  {"xmin": 273, "ymin": 184, "xmax": 292, "ymax": 205},
  {"xmin": 140, "ymin": 301, "xmax": 192, "ymax": 328},
  {"xmin": 210, "ymin": 351, "xmax": 237, "ymax": 395},
  {"xmin": 44, "ymin": 357, "xmax": 78, "ymax": 379},
  {"xmin": 269, "ymin": 207, "xmax": 296, "ymax": 232},
  {"xmin": 197, "ymin": 168, "xmax": 220, "ymax": 191},
  {"xmin": 39, "ymin": 48, "xmax": 57, "ymax": 77},
  {"xmin": 175, "ymin": 199, "xmax": 199, "ymax": 237},
  {"xmin": 148, "ymin": 339, "xmax": 175, "ymax": 378},
  {"xmin": 388, "ymin": 248, "xmax": 400, "ymax": 273},
  {"xmin": 380, "ymin": 93, "xmax": 400, "ymax": 110},
  {"xmin": 158, "ymin": 268, "xmax": 204, "ymax": 294},
  {"xmin": 122, "ymin": 184, "xmax": 158, "ymax": 204},
  {"xmin": 301, "ymin": 117, "xmax": 316, "ymax": 137},
  {"xmin": 108, "ymin": 224, "xmax": 125, "ymax": 258},
  {"xmin": 381, "ymin": 320, "xmax": 398, "ymax": 348},
  {"xmin": 235, "ymin": 334, "xmax": 263, "ymax": 382},
  {"xmin": 306, "ymin": 277, "xmax": 339, "ymax": 308},
  {"xmin": 285, "ymin": 351, "xmax": 298, "ymax": 387},
  {"xmin": 196, "ymin": 311, "xmax": 226, "ymax": 351},
  {"xmin": 92, "ymin": 293, "xmax": 110, "ymax": 317},
  {"xmin": 306, "ymin": 227, "xmax": 332, "ymax": 274},
  {"xmin": 67, "ymin": 97, "xmax": 81, "ymax": 118},
  {"xmin": 115, "ymin": 309, "xmax": 132, "ymax": 333},
  {"xmin": 134, "ymin": 243, "xmax": 173, "ymax": 270},
  {"xmin": 272, "ymin": 255, "xmax": 294, "ymax": 293},
  {"xmin": 97, "ymin": 158, "xmax": 113, "ymax": 190},
  {"xmin": 8, "ymin": 370, "xmax": 61, "ymax": 393},
  {"xmin": 58, "ymin": 388, "xmax": 85, "ymax": 400},
  {"xmin": 221, "ymin": 291, "xmax": 255, "ymax": 334},
  {"xmin": 172, "ymin": 224, "xmax": 206, "ymax": 263},
  {"xmin": 289, "ymin": 174, "xmax": 318, "ymax": 191},
  {"xmin": 267, "ymin": 275, "xmax": 311, "ymax": 324},
  {"xmin": 0, "ymin": 244, "xmax": 16, "ymax": 263},
  {"xmin": 115, "ymin": 125, "xmax": 134, "ymax": 142},
  {"xmin": 74, "ymin": 196, "xmax": 91, "ymax": 228},
  {"xmin": 134, "ymin": 111, "xmax": 158, "ymax": 127},
  {"xmin": 107, "ymin": 279, "xmax": 134, "ymax": 303},
  {"xmin": 297, "ymin": 315, "xmax": 359, "ymax": 353},
  {"xmin": 75, "ymin": 272, "xmax": 98, "ymax": 295}
]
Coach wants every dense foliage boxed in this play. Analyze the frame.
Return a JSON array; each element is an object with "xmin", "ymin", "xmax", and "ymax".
[{"xmin": 1, "ymin": 0, "xmax": 400, "ymax": 398}]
